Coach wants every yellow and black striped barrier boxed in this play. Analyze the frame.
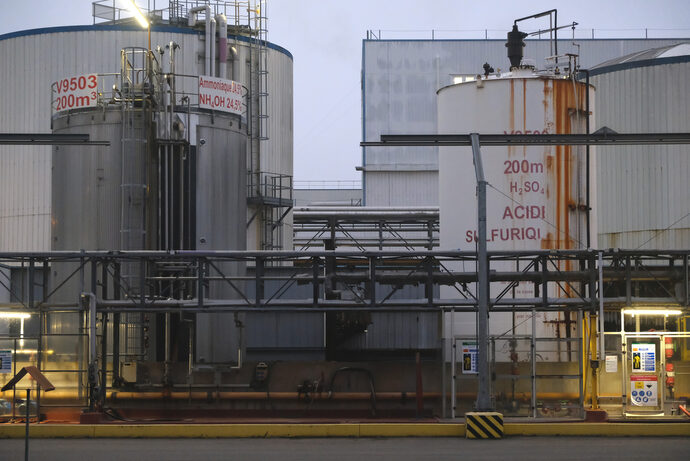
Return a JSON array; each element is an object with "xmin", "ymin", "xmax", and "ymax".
[{"xmin": 465, "ymin": 412, "xmax": 504, "ymax": 439}]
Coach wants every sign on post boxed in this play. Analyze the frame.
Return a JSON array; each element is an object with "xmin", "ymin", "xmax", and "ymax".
[
  {"xmin": 631, "ymin": 343, "xmax": 656, "ymax": 373},
  {"xmin": 605, "ymin": 355, "xmax": 618, "ymax": 373},
  {"xmin": 52, "ymin": 74, "xmax": 98, "ymax": 114},
  {"xmin": 198, "ymin": 75, "xmax": 244, "ymax": 116},
  {"xmin": 461, "ymin": 341, "xmax": 478, "ymax": 374},
  {"xmin": 630, "ymin": 375, "xmax": 658, "ymax": 407}
]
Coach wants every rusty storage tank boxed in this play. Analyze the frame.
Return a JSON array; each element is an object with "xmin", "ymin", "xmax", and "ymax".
[
  {"xmin": 438, "ymin": 68, "xmax": 594, "ymax": 254},
  {"xmin": 438, "ymin": 64, "xmax": 595, "ymax": 345}
]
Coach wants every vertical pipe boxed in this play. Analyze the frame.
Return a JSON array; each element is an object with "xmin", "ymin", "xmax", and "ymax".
[
  {"xmin": 683, "ymin": 254, "xmax": 690, "ymax": 307},
  {"xmin": 197, "ymin": 258, "xmax": 204, "ymax": 309},
  {"xmin": 312, "ymin": 257, "xmax": 319, "ymax": 306},
  {"xmin": 425, "ymin": 257, "xmax": 433, "ymax": 306},
  {"xmin": 100, "ymin": 312, "xmax": 108, "ymax": 405},
  {"xmin": 231, "ymin": 46, "xmax": 239, "ymax": 81},
  {"xmin": 255, "ymin": 257, "xmax": 264, "ymax": 308},
  {"xmin": 415, "ymin": 351, "xmax": 424, "ymax": 417},
  {"xmin": 451, "ymin": 331, "xmax": 456, "ymax": 419},
  {"xmin": 620, "ymin": 309, "xmax": 626, "ymax": 404},
  {"xmin": 625, "ymin": 256, "xmax": 632, "ymax": 306},
  {"xmin": 554, "ymin": 10, "xmax": 558, "ymax": 64},
  {"xmin": 164, "ymin": 312, "xmax": 171, "ymax": 385},
  {"xmin": 577, "ymin": 309, "xmax": 584, "ymax": 416},
  {"xmin": 86, "ymin": 292, "xmax": 96, "ymax": 410},
  {"xmin": 531, "ymin": 308, "xmax": 537, "ymax": 417},
  {"xmin": 29, "ymin": 259, "xmax": 41, "ymax": 418},
  {"xmin": 25, "ymin": 388, "xmax": 30, "ymax": 461},
  {"xmin": 202, "ymin": 6, "xmax": 211, "ymax": 75},
  {"xmin": 598, "ymin": 252, "xmax": 605, "ymax": 361},
  {"xmin": 471, "ymin": 133, "xmax": 491, "ymax": 412},
  {"xmin": 369, "ymin": 256, "xmax": 376, "ymax": 306},
  {"xmin": 582, "ymin": 69, "xmax": 591, "ymax": 248},
  {"xmin": 112, "ymin": 263, "xmax": 121, "ymax": 386},
  {"xmin": 210, "ymin": 17, "xmax": 217, "ymax": 77},
  {"xmin": 216, "ymin": 14, "xmax": 228, "ymax": 79},
  {"xmin": 441, "ymin": 307, "xmax": 446, "ymax": 419},
  {"xmin": 12, "ymin": 338, "xmax": 16, "ymax": 421}
]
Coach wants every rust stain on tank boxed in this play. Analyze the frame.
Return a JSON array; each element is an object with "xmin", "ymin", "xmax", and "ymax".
[
  {"xmin": 522, "ymin": 79, "xmax": 527, "ymax": 159},
  {"xmin": 508, "ymin": 79, "xmax": 515, "ymax": 131},
  {"xmin": 508, "ymin": 79, "xmax": 515, "ymax": 158},
  {"xmin": 541, "ymin": 232, "xmax": 553, "ymax": 249},
  {"xmin": 539, "ymin": 77, "xmax": 590, "ymax": 266}
]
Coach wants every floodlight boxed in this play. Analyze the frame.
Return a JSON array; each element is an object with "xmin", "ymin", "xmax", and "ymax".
[{"xmin": 125, "ymin": 0, "xmax": 149, "ymax": 28}]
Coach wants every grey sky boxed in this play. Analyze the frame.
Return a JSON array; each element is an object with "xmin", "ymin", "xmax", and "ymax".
[{"xmin": 1, "ymin": 1, "xmax": 689, "ymax": 182}]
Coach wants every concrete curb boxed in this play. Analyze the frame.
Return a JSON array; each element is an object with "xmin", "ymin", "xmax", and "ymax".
[{"xmin": 0, "ymin": 422, "xmax": 688, "ymax": 438}]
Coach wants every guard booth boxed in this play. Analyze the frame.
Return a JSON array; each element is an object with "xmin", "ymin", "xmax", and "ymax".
[{"xmin": 601, "ymin": 309, "xmax": 690, "ymax": 418}]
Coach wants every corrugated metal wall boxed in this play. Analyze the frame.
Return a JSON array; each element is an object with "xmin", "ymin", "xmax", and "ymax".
[
  {"xmin": 0, "ymin": 25, "xmax": 293, "ymax": 251},
  {"xmin": 593, "ymin": 61, "xmax": 690, "ymax": 249},
  {"xmin": 362, "ymin": 38, "xmax": 689, "ymax": 207},
  {"xmin": 365, "ymin": 171, "xmax": 438, "ymax": 206}
]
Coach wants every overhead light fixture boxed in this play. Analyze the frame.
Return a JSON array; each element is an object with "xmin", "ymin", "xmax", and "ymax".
[
  {"xmin": 125, "ymin": 0, "xmax": 149, "ymax": 28},
  {"xmin": 0, "ymin": 312, "xmax": 31, "ymax": 319},
  {"xmin": 622, "ymin": 309, "xmax": 683, "ymax": 317},
  {"xmin": 15, "ymin": 349, "xmax": 54, "ymax": 355}
]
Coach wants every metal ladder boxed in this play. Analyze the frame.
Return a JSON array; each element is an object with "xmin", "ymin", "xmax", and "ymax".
[{"xmin": 119, "ymin": 47, "xmax": 151, "ymax": 360}]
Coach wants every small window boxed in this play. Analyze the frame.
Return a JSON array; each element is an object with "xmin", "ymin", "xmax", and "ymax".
[{"xmin": 451, "ymin": 74, "xmax": 476, "ymax": 85}]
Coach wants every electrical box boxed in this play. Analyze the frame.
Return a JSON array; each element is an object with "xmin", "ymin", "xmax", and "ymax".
[{"xmin": 121, "ymin": 362, "xmax": 137, "ymax": 384}]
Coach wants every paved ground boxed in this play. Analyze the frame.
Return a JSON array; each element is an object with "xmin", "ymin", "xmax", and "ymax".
[{"xmin": 2, "ymin": 437, "xmax": 689, "ymax": 461}]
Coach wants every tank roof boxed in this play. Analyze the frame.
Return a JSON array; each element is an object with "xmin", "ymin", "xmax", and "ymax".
[
  {"xmin": 589, "ymin": 42, "xmax": 690, "ymax": 75},
  {"xmin": 0, "ymin": 23, "xmax": 293, "ymax": 61}
]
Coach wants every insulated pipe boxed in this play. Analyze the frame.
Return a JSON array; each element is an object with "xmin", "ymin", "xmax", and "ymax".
[
  {"xmin": 209, "ymin": 17, "xmax": 216, "ymax": 77},
  {"xmin": 188, "ymin": 5, "xmax": 212, "ymax": 75},
  {"xmin": 230, "ymin": 46, "xmax": 239, "ymax": 81},
  {"xmin": 216, "ymin": 14, "xmax": 228, "ymax": 79}
]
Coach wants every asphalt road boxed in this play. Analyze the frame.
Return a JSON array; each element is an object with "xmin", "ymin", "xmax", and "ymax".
[{"xmin": 2, "ymin": 437, "xmax": 689, "ymax": 461}]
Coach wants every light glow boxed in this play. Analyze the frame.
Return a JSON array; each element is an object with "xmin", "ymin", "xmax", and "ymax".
[
  {"xmin": 125, "ymin": 0, "xmax": 149, "ymax": 28},
  {"xmin": 623, "ymin": 309, "xmax": 683, "ymax": 317},
  {"xmin": 0, "ymin": 312, "xmax": 31, "ymax": 319}
]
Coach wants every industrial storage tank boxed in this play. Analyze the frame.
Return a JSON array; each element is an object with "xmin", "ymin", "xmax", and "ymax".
[
  {"xmin": 591, "ymin": 43, "xmax": 690, "ymax": 249},
  {"xmin": 49, "ymin": 43, "xmax": 249, "ymax": 370},
  {"xmin": 438, "ymin": 69, "xmax": 594, "ymax": 254},
  {"xmin": 438, "ymin": 60, "xmax": 595, "ymax": 345},
  {"xmin": 9, "ymin": 2, "xmax": 296, "ymax": 379},
  {"xmin": 0, "ymin": 1, "xmax": 293, "ymax": 253}
]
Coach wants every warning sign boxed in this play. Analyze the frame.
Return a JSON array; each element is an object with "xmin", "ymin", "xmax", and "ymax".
[
  {"xmin": 605, "ymin": 355, "xmax": 618, "ymax": 373},
  {"xmin": 0, "ymin": 350, "xmax": 11, "ymax": 373},
  {"xmin": 461, "ymin": 341, "xmax": 478, "ymax": 374},
  {"xmin": 630, "ymin": 375, "xmax": 658, "ymax": 407},
  {"xmin": 631, "ymin": 343, "xmax": 656, "ymax": 373}
]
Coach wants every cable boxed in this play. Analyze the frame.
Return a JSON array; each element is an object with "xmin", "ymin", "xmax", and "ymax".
[{"xmin": 635, "ymin": 211, "xmax": 690, "ymax": 250}]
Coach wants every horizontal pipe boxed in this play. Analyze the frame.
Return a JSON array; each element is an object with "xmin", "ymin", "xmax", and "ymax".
[
  {"xmin": 3, "ymin": 248, "xmax": 690, "ymax": 259},
  {"xmin": 26, "ymin": 390, "xmax": 651, "ymax": 401}
]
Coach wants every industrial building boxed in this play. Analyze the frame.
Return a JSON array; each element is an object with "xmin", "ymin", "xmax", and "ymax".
[
  {"xmin": 1, "ymin": 3, "xmax": 689, "ymax": 424},
  {"xmin": 360, "ymin": 34, "xmax": 689, "ymax": 212}
]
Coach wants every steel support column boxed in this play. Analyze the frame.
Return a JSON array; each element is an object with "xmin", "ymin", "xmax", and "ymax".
[{"xmin": 471, "ymin": 133, "xmax": 492, "ymax": 411}]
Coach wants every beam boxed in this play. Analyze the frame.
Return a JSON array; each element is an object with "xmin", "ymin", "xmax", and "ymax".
[
  {"xmin": 0, "ymin": 133, "xmax": 109, "ymax": 146},
  {"xmin": 360, "ymin": 132, "xmax": 690, "ymax": 147}
]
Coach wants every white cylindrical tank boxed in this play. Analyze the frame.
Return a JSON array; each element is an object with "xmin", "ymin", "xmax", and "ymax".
[
  {"xmin": 439, "ymin": 69, "xmax": 594, "ymax": 255},
  {"xmin": 438, "ymin": 69, "xmax": 595, "ymax": 355},
  {"xmin": 591, "ymin": 44, "xmax": 690, "ymax": 249}
]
